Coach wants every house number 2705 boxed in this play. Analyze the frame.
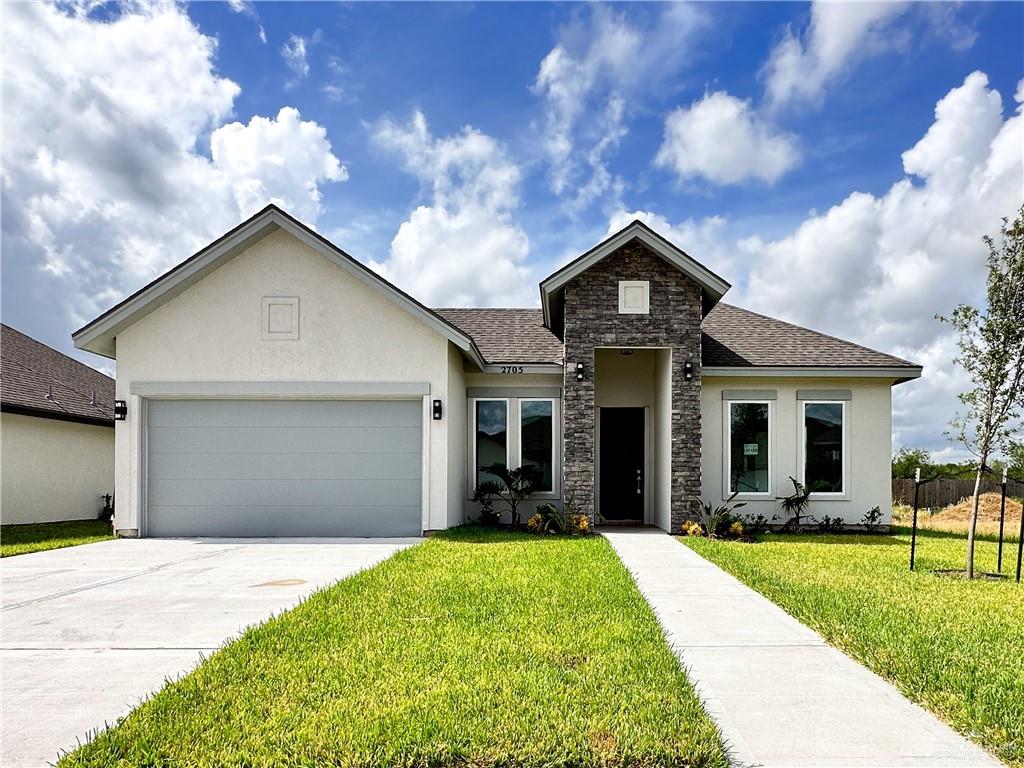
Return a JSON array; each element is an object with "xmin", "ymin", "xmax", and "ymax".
[{"xmin": 499, "ymin": 366, "xmax": 525, "ymax": 374}]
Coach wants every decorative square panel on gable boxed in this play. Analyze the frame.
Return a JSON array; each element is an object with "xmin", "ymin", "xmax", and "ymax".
[
  {"xmin": 618, "ymin": 281, "xmax": 650, "ymax": 314},
  {"xmin": 261, "ymin": 297, "xmax": 299, "ymax": 340}
]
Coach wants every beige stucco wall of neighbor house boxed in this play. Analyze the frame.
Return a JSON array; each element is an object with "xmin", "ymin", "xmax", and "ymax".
[
  {"xmin": 700, "ymin": 376, "xmax": 895, "ymax": 528},
  {"xmin": 113, "ymin": 228, "xmax": 457, "ymax": 534},
  {"xmin": 1, "ymin": 413, "xmax": 114, "ymax": 524}
]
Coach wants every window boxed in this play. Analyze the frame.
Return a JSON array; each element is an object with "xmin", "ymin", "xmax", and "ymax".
[
  {"xmin": 519, "ymin": 399, "xmax": 554, "ymax": 492},
  {"xmin": 726, "ymin": 401, "xmax": 771, "ymax": 495},
  {"xmin": 475, "ymin": 400, "xmax": 508, "ymax": 486},
  {"xmin": 618, "ymin": 281, "xmax": 650, "ymax": 314},
  {"xmin": 803, "ymin": 402, "xmax": 844, "ymax": 494}
]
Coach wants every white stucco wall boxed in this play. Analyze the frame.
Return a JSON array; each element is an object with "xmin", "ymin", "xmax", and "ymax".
[
  {"xmin": 446, "ymin": 345, "xmax": 468, "ymax": 528},
  {"xmin": 113, "ymin": 228, "xmax": 458, "ymax": 534},
  {"xmin": 700, "ymin": 376, "xmax": 895, "ymax": 526},
  {"xmin": 1, "ymin": 413, "xmax": 114, "ymax": 524}
]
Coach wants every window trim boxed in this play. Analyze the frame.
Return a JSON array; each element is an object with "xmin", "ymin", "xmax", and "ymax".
[
  {"xmin": 723, "ymin": 399, "xmax": 773, "ymax": 499},
  {"xmin": 516, "ymin": 397, "xmax": 559, "ymax": 499},
  {"xmin": 471, "ymin": 398, "xmax": 510, "ymax": 492},
  {"xmin": 799, "ymin": 400, "xmax": 848, "ymax": 498}
]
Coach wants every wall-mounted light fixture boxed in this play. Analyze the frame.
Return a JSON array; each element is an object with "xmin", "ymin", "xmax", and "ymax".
[
  {"xmin": 432, "ymin": 399, "xmax": 443, "ymax": 420},
  {"xmin": 575, "ymin": 362, "xmax": 585, "ymax": 381},
  {"xmin": 683, "ymin": 361, "xmax": 694, "ymax": 381},
  {"xmin": 113, "ymin": 400, "xmax": 128, "ymax": 420}
]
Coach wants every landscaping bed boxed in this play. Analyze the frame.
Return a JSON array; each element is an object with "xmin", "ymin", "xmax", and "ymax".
[
  {"xmin": 1, "ymin": 520, "xmax": 113, "ymax": 558},
  {"xmin": 61, "ymin": 527, "xmax": 727, "ymax": 767},
  {"xmin": 682, "ymin": 528, "xmax": 1023, "ymax": 766}
]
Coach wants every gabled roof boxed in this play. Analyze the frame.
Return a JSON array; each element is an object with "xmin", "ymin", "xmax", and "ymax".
[
  {"xmin": 72, "ymin": 205, "xmax": 488, "ymax": 367},
  {"xmin": 1, "ymin": 324, "xmax": 115, "ymax": 426},
  {"xmin": 437, "ymin": 305, "xmax": 922, "ymax": 381},
  {"xmin": 540, "ymin": 219, "xmax": 732, "ymax": 338},
  {"xmin": 434, "ymin": 308, "xmax": 564, "ymax": 365}
]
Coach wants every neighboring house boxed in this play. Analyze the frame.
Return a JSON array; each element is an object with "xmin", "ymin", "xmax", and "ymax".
[
  {"xmin": 1, "ymin": 325, "xmax": 115, "ymax": 525},
  {"xmin": 72, "ymin": 205, "xmax": 921, "ymax": 538}
]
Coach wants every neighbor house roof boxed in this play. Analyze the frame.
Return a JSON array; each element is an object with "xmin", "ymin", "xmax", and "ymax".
[
  {"xmin": 436, "ymin": 305, "xmax": 922, "ymax": 379},
  {"xmin": 72, "ymin": 205, "xmax": 489, "ymax": 369},
  {"xmin": 1, "ymin": 324, "xmax": 115, "ymax": 426}
]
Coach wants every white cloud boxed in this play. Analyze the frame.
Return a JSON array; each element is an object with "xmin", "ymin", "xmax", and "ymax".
[
  {"xmin": 763, "ymin": 2, "xmax": 910, "ymax": 109},
  {"xmin": 606, "ymin": 209, "xmax": 735, "ymax": 279},
  {"xmin": 227, "ymin": 0, "xmax": 266, "ymax": 43},
  {"xmin": 1, "ymin": 2, "xmax": 346, "ymax": 356},
  {"xmin": 369, "ymin": 112, "xmax": 533, "ymax": 307},
  {"xmin": 533, "ymin": 4, "xmax": 705, "ymax": 210},
  {"xmin": 735, "ymin": 71, "xmax": 1022, "ymax": 452},
  {"xmin": 280, "ymin": 33, "xmax": 311, "ymax": 84},
  {"xmin": 655, "ymin": 91, "xmax": 801, "ymax": 185}
]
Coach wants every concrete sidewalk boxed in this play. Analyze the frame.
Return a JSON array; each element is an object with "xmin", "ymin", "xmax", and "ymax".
[{"xmin": 603, "ymin": 529, "xmax": 1001, "ymax": 768}]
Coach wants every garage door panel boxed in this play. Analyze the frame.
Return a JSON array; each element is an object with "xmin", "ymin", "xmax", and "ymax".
[
  {"xmin": 148, "ymin": 400, "xmax": 421, "ymax": 428},
  {"xmin": 148, "ymin": 426, "xmax": 422, "ymax": 455},
  {"xmin": 147, "ymin": 451, "xmax": 422, "ymax": 481},
  {"xmin": 145, "ymin": 400, "xmax": 423, "ymax": 537},
  {"xmin": 149, "ymin": 477, "xmax": 422, "ymax": 507},
  {"xmin": 145, "ymin": 505, "xmax": 422, "ymax": 537}
]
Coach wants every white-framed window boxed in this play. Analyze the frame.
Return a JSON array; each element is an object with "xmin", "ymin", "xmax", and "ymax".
[
  {"xmin": 618, "ymin": 281, "xmax": 650, "ymax": 314},
  {"xmin": 724, "ymin": 400, "xmax": 772, "ymax": 496},
  {"xmin": 517, "ymin": 398, "xmax": 556, "ymax": 494},
  {"xmin": 801, "ymin": 401, "xmax": 846, "ymax": 495},
  {"xmin": 473, "ymin": 399, "xmax": 509, "ymax": 487}
]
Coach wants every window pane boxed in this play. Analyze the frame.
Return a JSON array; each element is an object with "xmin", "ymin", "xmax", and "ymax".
[
  {"xmin": 805, "ymin": 403, "xmax": 843, "ymax": 493},
  {"xmin": 729, "ymin": 403, "xmax": 769, "ymax": 493},
  {"xmin": 520, "ymin": 400, "xmax": 553, "ymax": 492},
  {"xmin": 475, "ymin": 401, "xmax": 507, "ymax": 486}
]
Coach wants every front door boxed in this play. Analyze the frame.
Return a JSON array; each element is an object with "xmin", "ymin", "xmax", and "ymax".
[{"xmin": 598, "ymin": 407, "xmax": 645, "ymax": 522}]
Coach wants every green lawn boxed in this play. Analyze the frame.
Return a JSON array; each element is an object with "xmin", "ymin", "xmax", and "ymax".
[
  {"xmin": 62, "ymin": 527, "xmax": 727, "ymax": 768},
  {"xmin": 682, "ymin": 528, "xmax": 1023, "ymax": 767},
  {"xmin": 1, "ymin": 519, "xmax": 113, "ymax": 557}
]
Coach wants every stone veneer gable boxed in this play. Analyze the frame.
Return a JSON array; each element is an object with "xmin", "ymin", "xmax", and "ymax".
[{"xmin": 561, "ymin": 239, "xmax": 703, "ymax": 532}]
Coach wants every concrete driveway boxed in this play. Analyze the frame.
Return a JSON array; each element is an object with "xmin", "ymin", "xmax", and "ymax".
[{"xmin": 1, "ymin": 537, "xmax": 418, "ymax": 767}]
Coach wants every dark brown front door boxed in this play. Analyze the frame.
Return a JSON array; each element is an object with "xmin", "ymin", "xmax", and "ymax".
[{"xmin": 599, "ymin": 407, "xmax": 645, "ymax": 522}]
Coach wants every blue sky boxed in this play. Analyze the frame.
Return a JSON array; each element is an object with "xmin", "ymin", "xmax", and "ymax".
[{"xmin": 2, "ymin": 1, "xmax": 1022, "ymax": 458}]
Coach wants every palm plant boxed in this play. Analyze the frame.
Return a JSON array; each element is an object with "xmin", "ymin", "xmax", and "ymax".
[{"xmin": 474, "ymin": 464, "xmax": 542, "ymax": 528}]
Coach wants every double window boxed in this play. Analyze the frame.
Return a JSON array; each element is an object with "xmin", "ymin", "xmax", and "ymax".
[
  {"xmin": 472, "ymin": 398, "xmax": 557, "ymax": 495},
  {"xmin": 725, "ymin": 400, "xmax": 772, "ymax": 496},
  {"xmin": 802, "ymin": 401, "xmax": 845, "ymax": 495}
]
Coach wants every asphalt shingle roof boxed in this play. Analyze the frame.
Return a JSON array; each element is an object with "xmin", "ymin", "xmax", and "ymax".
[
  {"xmin": 1, "ymin": 324, "xmax": 115, "ymax": 424},
  {"xmin": 434, "ymin": 304, "xmax": 919, "ymax": 370}
]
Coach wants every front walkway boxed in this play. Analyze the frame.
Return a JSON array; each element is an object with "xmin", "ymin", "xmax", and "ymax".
[
  {"xmin": 603, "ymin": 529, "xmax": 1000, "ymax": 768},
  {"xmin": 1, "ymin": 537, "xmax": 418, "ymax": 767}
]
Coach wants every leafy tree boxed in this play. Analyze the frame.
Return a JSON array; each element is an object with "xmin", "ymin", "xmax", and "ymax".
[
  {"xmin": 937, "ymin": 206, "xmax": 1024, "ymax": 578},
  {"xmin": 892, "ymin": 447, "xmax": 931, "ymax": 478},
  {"xmin": 1007, "ymin": 441, "xmax": 1024, "ymax": 476}
]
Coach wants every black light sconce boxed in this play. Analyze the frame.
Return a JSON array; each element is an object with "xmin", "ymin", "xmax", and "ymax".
[
  {"xmin": 113, "ymin": 400, "xmax": 128, "ymax": 420},
  {"xmin": 683, "ymin": 361, "xmax": 694, "ymax": 381},
  {"xmin": 432, "ymin": 399, "xmax": 443, "ymax": 420},
  {"xmin": 575, "ymin": 362, "xmax": 585, "ymax": 381}
]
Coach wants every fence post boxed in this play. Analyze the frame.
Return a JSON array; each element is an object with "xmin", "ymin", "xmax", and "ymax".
[
  {"xmin": 997, "ymin": 467, "xmax": 1007, "ymax": 573},
  {"xmin": 910, "ymin": 468, "xmax": 920, "ymax": 571}
]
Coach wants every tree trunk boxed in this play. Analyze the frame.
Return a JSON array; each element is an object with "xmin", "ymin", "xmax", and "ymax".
[{"xmin": 966, "ymin": 463, "xmax": 985, "ymax": 579}]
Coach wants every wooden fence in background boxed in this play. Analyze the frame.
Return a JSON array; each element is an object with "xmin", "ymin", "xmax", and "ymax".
[{"xmin": 892, "ymin": 477, "xmax": 1024, "ymax": 508}]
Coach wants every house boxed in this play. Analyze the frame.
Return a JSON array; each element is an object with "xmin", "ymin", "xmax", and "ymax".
[
  {"xmin": 71, "ymin": 205, "xmax": 921, "ymax": 537},
  {"xmin": 1, "ymin": 324, "xmax": 115, "ymax": 524}
]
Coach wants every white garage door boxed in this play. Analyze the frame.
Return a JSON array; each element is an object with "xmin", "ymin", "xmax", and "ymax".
[{"xmin": 145, "ymin": 399, "xmax": 422, "ymax": 537}]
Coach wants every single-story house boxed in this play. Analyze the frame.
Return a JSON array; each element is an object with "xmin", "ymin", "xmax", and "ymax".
[
  {"xmin": 72, "ymin": 205, "xmax": 921, "ymax": 538},
  {"xmin": 1, "ymin": 324, "xmax": 115, "ymax": 524}
]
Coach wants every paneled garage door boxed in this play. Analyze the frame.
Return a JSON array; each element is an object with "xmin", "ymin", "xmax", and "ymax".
[{"xmin": 145, "ymin": 399, "xmax": 422, "ymax": 537}]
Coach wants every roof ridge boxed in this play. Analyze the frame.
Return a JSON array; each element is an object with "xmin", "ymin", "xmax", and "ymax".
[{"xmin": 715, "ymin": 303, "xmax": 920, "ymax": 368}]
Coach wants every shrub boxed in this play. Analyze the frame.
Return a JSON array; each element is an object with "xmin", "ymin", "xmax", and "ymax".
[
  {"xmin": 861, "ymin": 506, "xmax": 884, "ymax": 532},
  {"xmin": 779, "ymin": 477, "xmax": 812, "ymax": 531},
  {"xmin": 528, "ymin": 502, "xmax": 591, "ymax": 535},
  {"xmin": 816, "ymin": 515, "xmax": 845, "ymax": 533},
  {"xmin": 692, "ymin": 493, "xmax": 746, "ymax": 537},
  {"xmin": 727, "ymin": 521, "xmax": 745, "ymax": 538},
  {"xmin": 739, "ymin": 513, "xmax": 771, "ymax": 536},
  {"xmin": 681, "ymin": 520, "xmax": 703, "ymax": 537}
]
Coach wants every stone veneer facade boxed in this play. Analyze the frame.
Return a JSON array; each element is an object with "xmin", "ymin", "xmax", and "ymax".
[{"xmin": 561, "ymin": 240, "xmax": 703, "ymax": 533}]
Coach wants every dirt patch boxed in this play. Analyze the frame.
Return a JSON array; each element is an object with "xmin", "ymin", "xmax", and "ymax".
[
  {"xmin": 932, "ymin": 492, "xmax": 1022, "ymax": 525},
  {"xmin": 931, "ymin": 568, "xmax": 1008, "ymax": 581}
]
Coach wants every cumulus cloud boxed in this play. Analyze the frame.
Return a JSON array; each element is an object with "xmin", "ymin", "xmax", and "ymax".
[
  {"xmin": 763, "ymin": 2, "xmax": 911, "ymax": 110},
  {"xmin": 533, "ymin": 4, "xmax": 705, "ymax": 210},
  {"xmin": 655, "ymin": 91, "xmax": 801, "ymax": 186},
  {"xmin": 369, "ymin": 112, "xmax": 534, "ymax": 307},
  {"xmin": 1, "ymin": 2, "xmax": 346, "ymax": 358},
  {"xmin": 735, "ymin": 71, "xmax": 1022, "ymax": 453}
]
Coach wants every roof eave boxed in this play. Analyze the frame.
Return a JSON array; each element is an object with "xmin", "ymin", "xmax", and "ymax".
[{"xmin": 702, "ymin": 365, "xmax": 924, "ymax": 384}]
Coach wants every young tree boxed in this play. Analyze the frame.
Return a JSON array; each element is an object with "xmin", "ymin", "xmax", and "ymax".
[{"xmin": 938, "ymin": 206, "xmax": 1024, "ymax": 578}]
